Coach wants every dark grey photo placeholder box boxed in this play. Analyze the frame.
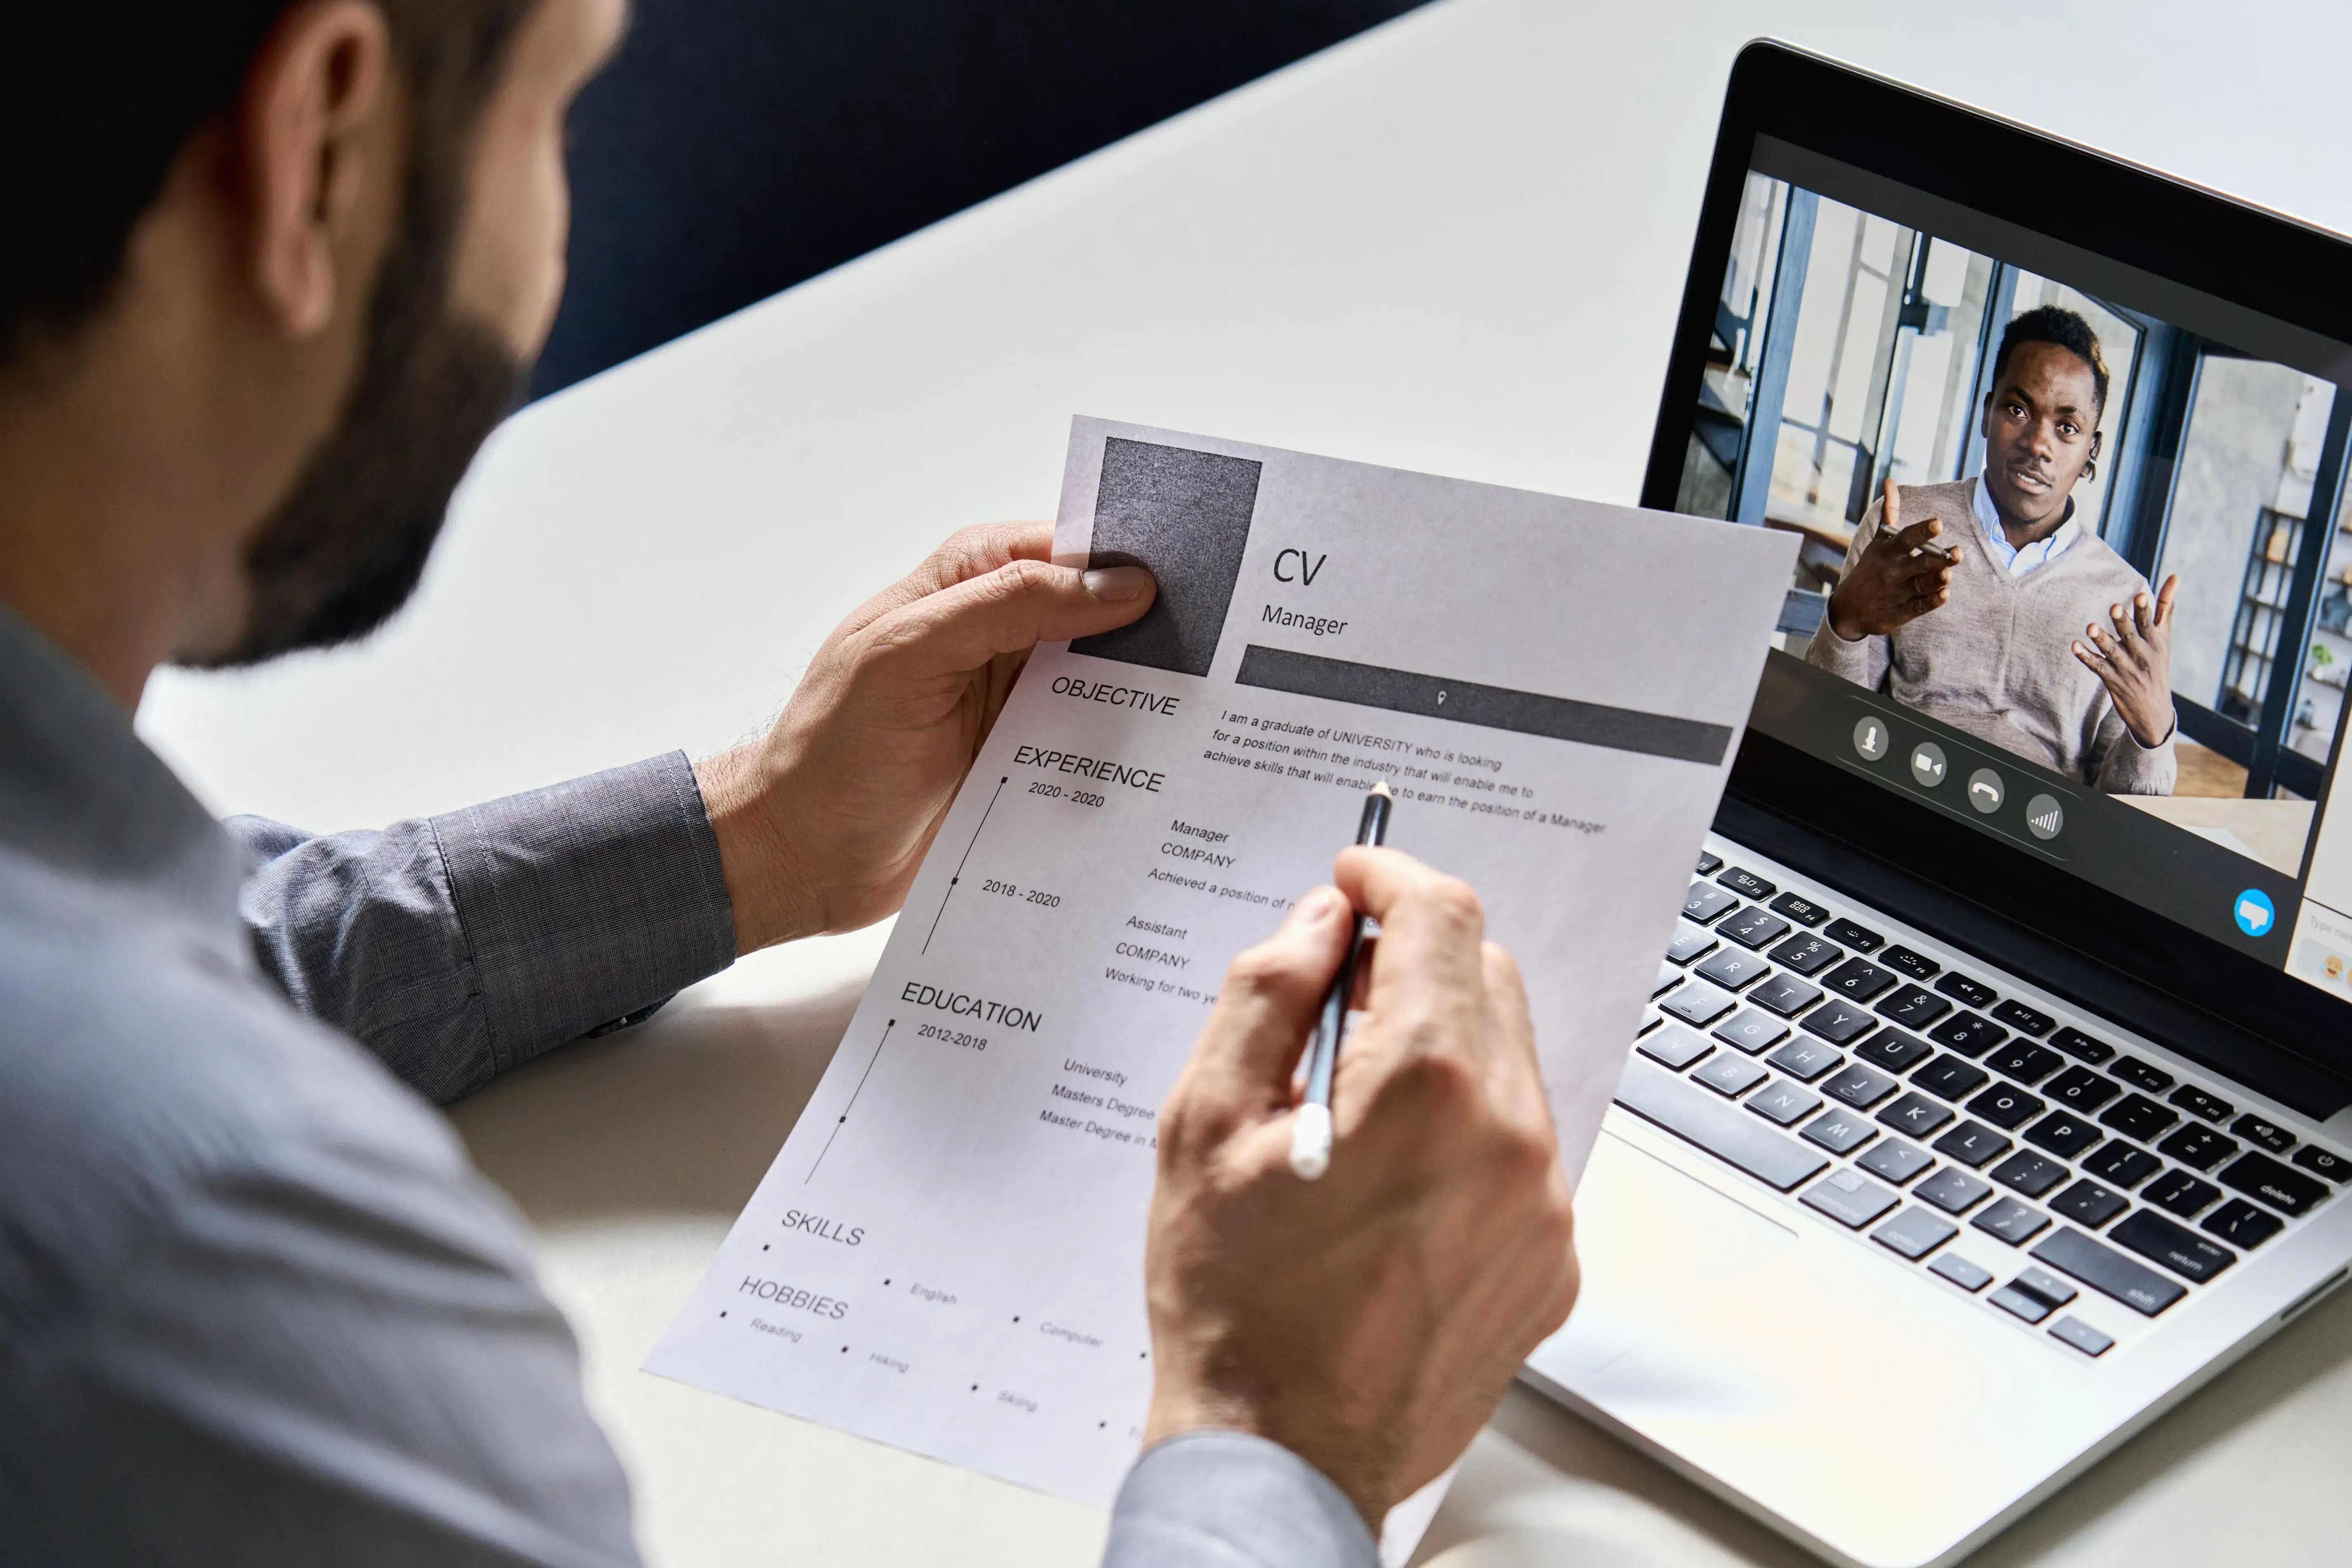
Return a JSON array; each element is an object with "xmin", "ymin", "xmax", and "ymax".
[{"xmin": 1069, "ymin": 438, "xmax": 1262, "ymax": 677}]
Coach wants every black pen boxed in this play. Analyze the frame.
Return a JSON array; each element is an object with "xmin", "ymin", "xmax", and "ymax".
[{"xmin": 1288, "ymin": 780, "xmax": 1393, "ymax": 1180}]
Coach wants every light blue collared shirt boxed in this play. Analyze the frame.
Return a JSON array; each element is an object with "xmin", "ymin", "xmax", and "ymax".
[{"xmin": 1971, "ymin": 476, "xmax": 2079, "ymax": 577}]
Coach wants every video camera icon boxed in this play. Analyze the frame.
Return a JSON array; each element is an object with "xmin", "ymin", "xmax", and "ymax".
[{"xmin": 1908, "ymin": 742, "xmax": 1947, "ymax": 788}]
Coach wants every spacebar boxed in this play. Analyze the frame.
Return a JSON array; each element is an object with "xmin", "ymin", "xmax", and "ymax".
[{"xmin": 1613, "ymin": 1058, "xmax": 1831, "ymax": 1192}]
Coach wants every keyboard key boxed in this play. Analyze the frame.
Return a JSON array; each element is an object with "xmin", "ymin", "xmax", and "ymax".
[
  {"xmin": 1928, "ymin": 1011, "xmax": 2006, "ymax": 1057},
  {"xmin": 1933, "ymin": 1121, "xmax": 2013, "ymax": 1168},
  {"xmin": 1823, "ymin": 917, "xmax": 1884, "ymax": 954},
  {"xmin": 2048, "ymin": 1026, "xmax": 2115, "ymax": 1065},
  {"xmin": 1990, "ymin": 1284, "xmax": 2056, "ymax": 1323},
  {"xmin": 1653, "ymin": 963, "xmax": 1685, "ymax": 1000},
  {"xmin": 2084, "ymin": 1142, "xmax": 2162, "ymax": 1190},
  {"xmin": 1825, "ymin": 1062, "xmax": 1900, "ymax": 1109},
  {"xmin": 1801, "ymin": 1000, "xmax": 1881, "ymax": 1045},
  {"xmin": 1877, "ymin": 1091, "xmax": 1954, "ymax": 1139},
  {"xmin": 1934, "ymin": 973, "xmax": 1997, "ymax": 1009},
  {"xmin": 2097, "ymin": 1094, "xmax": 2176, "ymax": 1143},
  {"xmin": 1719, "ymin": 906, "xmax": 1793, "ymax": 951},
  {"xmin": 1876, "ymin": 984, "xmax": 1952, "ymax": 1029},
  {"xmin": 2109, "ymin": 1209, "xmax": 2237, "ymax": 1284},
  {"xmin": 2293, "ymin": 1146, "xmax": 2350, "ymax": 1182},
  {"xmin": 2042, "ymin": 1067, "xmax": 2119, "ymax": 1113},
  {"xmin": 1824, "ymin": 958, "xmax": 1898, "ymax": 1003},
  {"xmin": 1664, "ymin": 925, "xmax": 1718, "ymax": 966},
  {"xmin": 2110, "ymin": 1056, "xmax": 2174, "ymax": 1094},
  {"xmin": 2157, "ymin": 1125, "xmax": 2237, "ymax": 1172},
  {"xmin": 1766, "ymin": 933, "xmax": 1843, "ymax": 976},
  {"xmin": 1747, "ymin": 974, "xmax": 1823, "ymax": 1018},
  {"xmin": 1853, "ymin": 1027, "xmax": 1933, "ymax": 1073},
  {"xmin": 1716, "ymin": 867, "xmax": 1775, "ymax": 900},
  {"xmin": 1985, "ymin": 1042, "xmax": 2062, "ymax": 1085},
  {"xmin": 2022, "ymin": 1111, "xmax": 2102, "ymax": 1160},
  {"xmin": 1991, "ymin": 1152, "xmax": 2070, "ymax": 1198},
  {"xmin": 1801, "ymin": 1106, "xmax": 1878, "ymax": 1154},
  {"xmin": 1768, "ymin": 1037, "xmax": 1843, "ymax": 1082},
  {"xmin": 1916, "ymin": 1168, "xmax": 1992, "ymax": 1214},
  {"xmin": 2218, "ymin": 1151, "xmax": 2330, "ymax": 1217},
  {"xmin": 1972, "ymin": 1198, "xmax": 2051, "ymax": 1246},
  {"xmin": 1768, "ymin": 891, "xmax": 1829, "ymax": 927},
  {"xmin": 1965, "ymin": 1083, "xmax": 2045, "ymax": 1131},
  {"xmin": 2168, "ymin": 1085, "xmax": 2233, "ymax": 1122},
  {"xmin": 1696, "ymin": 946, "xmax": 1771, "ymax": 990},
  {"xmin": 1912, "ymin": 1055, "xmax": 1990, "ymax": 1103},
  {"xmin": 1693, "ymin": 1053, "xmax": 1768, "ymax": 1097},
  {"xmin": 1712, "ymin": 1009, "xmax": 1789, "ymax": 1055},
  {"xmin": 2048, "ymin": 1317, "xmax": 2114, "ymax": 1357},
  {"xmin": 2201, "ymin": 1198, "xmax": 2285, "ymax": 1249},
  {"xmin": 1661, "ymin": 982, "xmax": 1737, "ymax": 1029},
  {"xmin": 2143, "ymin": 1169, "xmax": 2221, "ymax": 1218},
  {"xmin": 1881, "ymin": 944, "xmax": 1940, "ymax": 981},
  {"xmin": 2015, "ymin": 1269, "xmax": 2079, "ymax": 1311},
  {"xmin": 1613, "ymin": 1060, "xmax": 1828, "ymax": 1191},
  {"xmin": 1802, "ymin": 1168, "xmax": 1900, "ymax": 1229},
  {"xmin": 2032, "ymin": 1227, "xmax": 2186, "ymax": 1316},
  {"xmin": 1747, "ymin": 1080, "xmax": 1822, "ymax": 1126},
  {"xmin": 2230, "ymin": 1114, "xmax": 2295, "ymax": 1154},
  {"xmin": 1859, "ymin": 1139, "xmax": 1934, "ymax": 1184},
  {"xmin": 1684, "ymin": 883, "xmax": 1739, "ymax": 923},
  {"xmin": 1638, "ymin": 1023, "xmax": 1714, "ymax": 1070},
  {"xmin": 2051, "ymin": 1179, "xmax": 2128, "ymax": 1229},
  {"xmin": 1931, "ymin": 1253, "xmax": 1994, "ymax": 1292},
  {"xmin": 1872, "ymin": 1206, "xmax": 1958, "ymax": 1259},
  {"xmin": 1695, "ymin": 850, "xmax": 1723, "ymax": 876},
  {"xmin": 1990, "ymin": 999, "xmax": 2053, "ymax": 1036}
]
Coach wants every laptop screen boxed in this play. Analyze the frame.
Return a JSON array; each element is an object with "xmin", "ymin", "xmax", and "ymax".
[{"xmin": 1660, "ymin": 128, "xmax": 2352, "ymax": 1023}]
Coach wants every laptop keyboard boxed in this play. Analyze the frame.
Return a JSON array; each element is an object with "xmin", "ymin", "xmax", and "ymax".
[{"xmin": 1619, "ymin": 840, "xmax": 2349, "ymax": 1358}]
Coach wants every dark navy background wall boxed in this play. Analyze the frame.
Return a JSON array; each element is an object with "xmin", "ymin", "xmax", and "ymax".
[{"xmin": 532, "ymin": 0, "xmax": 1428, "ymax": 398}]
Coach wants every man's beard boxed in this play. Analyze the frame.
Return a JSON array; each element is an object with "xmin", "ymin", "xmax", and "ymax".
[{"xmin": 189, "ymin": 182, "xmax": 526, "ymax": 668}]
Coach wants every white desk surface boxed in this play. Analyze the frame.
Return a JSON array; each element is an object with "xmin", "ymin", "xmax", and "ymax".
[{"xmin": 139, "ymin": 0, "xmax": 2352, "ymax": 1560}]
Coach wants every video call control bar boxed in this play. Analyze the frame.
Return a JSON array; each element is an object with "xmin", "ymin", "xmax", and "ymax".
[{"xmin": 1235, "ymin": 644, "xmax": 1734, "ymax": 765}]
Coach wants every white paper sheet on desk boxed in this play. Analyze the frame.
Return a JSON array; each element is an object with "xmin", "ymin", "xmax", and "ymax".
[{"xmin": 646, "ymin": 418, "xmax": 1797, "ymax": 1555}]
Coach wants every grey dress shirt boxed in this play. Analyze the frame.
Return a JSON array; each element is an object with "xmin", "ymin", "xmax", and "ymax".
[{"xmin": 0, "ymin": 604, "xmax": 1373, "ymax": 1568}]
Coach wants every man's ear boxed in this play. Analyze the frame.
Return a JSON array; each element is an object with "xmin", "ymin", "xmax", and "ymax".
[
  {"xmin": 2090, "ymin": 430, "xmax": 2104, "ymax": 460},
  {"xmin": 239, "ymin": 0, "xmax": 396, "ymax": 338}
]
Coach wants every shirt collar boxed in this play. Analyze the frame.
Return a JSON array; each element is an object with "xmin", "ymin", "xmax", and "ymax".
[
  {"xmin": 1972, "ymin": 475, "xmax": 2079, "ymax": 575},
  {"xmin": 0, "ymin": 600, "xmax": 240, "ymax": 923}
]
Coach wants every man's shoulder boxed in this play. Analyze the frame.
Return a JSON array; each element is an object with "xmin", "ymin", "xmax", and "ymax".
[
  {"xmin": 1900, "ymin": 478, "xmax": 1979, "ymax": 518},
  {"xmin": 2059, "ymin": 527, "xmax": 2151, "ymax": 589},
  {"xmin": 0, "ymin": 849, "xmax": 506, "ymax": 1316}
]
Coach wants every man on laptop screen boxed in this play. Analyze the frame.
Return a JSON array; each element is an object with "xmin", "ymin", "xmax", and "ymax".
[{"xmin": 1806, "ymin": 307, "xmax": 2181, "ymax": 794}]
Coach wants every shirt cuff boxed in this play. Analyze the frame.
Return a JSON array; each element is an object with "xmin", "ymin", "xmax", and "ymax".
[
  {"xmin": 1102, "ymin": 1431, "xmax": 1377, "ymax": 1568},
  {"xmin": 431, "ymin": 751, "xmax": 737, "ymax": 1073}
]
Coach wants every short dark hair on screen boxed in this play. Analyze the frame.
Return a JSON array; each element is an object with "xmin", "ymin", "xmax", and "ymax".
[
  {"xmin": 0, "ymin": 2, "xmax": 533, "ymax": 369},
  {"xmin": 1990, "ymin": 304, "xmax": 2110, "ymax": 417}
]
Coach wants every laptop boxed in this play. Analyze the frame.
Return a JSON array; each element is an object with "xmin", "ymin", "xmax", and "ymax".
[{"xmin": 1521, "ymin": 40, "xmax": 2352, "ymax": 1568}]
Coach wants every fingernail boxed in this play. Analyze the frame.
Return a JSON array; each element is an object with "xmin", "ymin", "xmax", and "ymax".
[
  {"xmin": 1290, "ymin": 888, "xmax": 1343, "ymax": 925},
  {"xmin": 1083, "ymin": 566, "xmax": 1153, "ymax": 603}
]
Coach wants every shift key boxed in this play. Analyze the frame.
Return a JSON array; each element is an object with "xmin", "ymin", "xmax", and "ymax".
[
  {"xmin": 2031, "ymin": 1227, "xmax": 2187, "ymax": 1316},
  {"xmin": 1614, "ymin": 1059, "xmax": 1831, "ymax": 1193}
]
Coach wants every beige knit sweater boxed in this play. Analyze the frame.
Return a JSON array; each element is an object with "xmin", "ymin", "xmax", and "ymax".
[{"xmin": 1805, "ymin": 479, "xmax": 2176, "ymax": 795}]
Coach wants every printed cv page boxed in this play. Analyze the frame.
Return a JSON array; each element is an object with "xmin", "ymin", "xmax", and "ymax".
[{"xmin": 647, "ymin": 419, "xmax": 1798, "ymax": 1516}]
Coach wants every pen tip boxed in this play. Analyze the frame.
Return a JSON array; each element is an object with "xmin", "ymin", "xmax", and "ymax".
[{"xmin": 1371, "ymin": 780, "xmax": 1392, "ymax": 798}]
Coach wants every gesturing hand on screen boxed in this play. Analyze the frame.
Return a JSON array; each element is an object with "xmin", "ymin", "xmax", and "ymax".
[
  {"xmin": 1138, "ymin": 848, "xmax": 1579, "ymax": 1528},
  {"xmin": 1827, "ymin": 480, "xmax": 1961, "ymax": 641},
  {"xmin": 2073, "ymin": 575, "xmax": 2180, "ymax": 748}
]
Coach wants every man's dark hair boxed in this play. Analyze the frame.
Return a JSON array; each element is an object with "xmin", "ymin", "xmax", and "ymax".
[
  {"xmin": 1990, "ymin": 304, "xmax": 2110, "ymax": 417},
  {"xmin": 2, "ymin": 3, "xmax": 533, "ymax": 369}
]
